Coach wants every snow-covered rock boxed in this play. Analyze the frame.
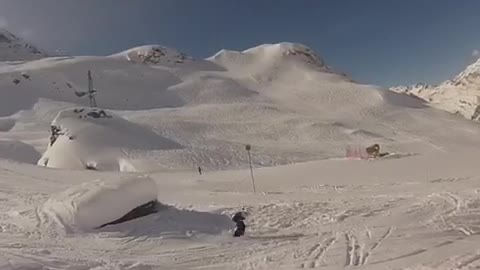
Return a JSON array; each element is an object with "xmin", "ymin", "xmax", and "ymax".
[
  {"xmin": 37, "ymin": 107, "xmax": 181, "ymax": 171},
  {"xmin": 0, "ymin": 28, "xmax": 46, "ymax": 61},
  {"xmin": 112, "ymin": 45, "xmax": 193, "ymax": 65},
  {"xmin": 43, "ymin": 176, "xmax": 158, "ymax": 230}
]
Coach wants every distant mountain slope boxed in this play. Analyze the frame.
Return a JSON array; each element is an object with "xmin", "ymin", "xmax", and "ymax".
[
  {"xmin": 0, "ymin": 28, "xmax": 46, "ymax": 61},
  {"xmin": 391, "ymin": 58, "xmax": 480, "ymax": 120}
]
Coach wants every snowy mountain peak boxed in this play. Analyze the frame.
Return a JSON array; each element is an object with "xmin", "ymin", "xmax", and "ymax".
[
  {"xmin": 0, "ymin": 28, "xmax": 46, "ymax": 61},
  {"xmin": 391, "ymin": 57, "xmax": 480, "ymax": 121},
  {"xmin": 112, "ymin": 45, "xmax": 193, "ymax": 65},
  {"xmin": 209, "ymin": 42, "xmax": 327, "ymax": 67},
  {"xmin": 244, "ymin": 42, "xmax": 326, "ymax": 67},
  {"xmin": 390, "ymin": 83, "xmax": 432, "ymax": 96},
  {"xmin": 449, "ymin": 58, "xmax": 480, "ymax": 86},
  {"xmin": 0, "ymin": 28, "xmax": 16, "ymax": 42}
]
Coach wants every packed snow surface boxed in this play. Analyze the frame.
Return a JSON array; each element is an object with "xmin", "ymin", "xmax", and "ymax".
[
  {"xmin": 2, "ymin": 31, "xmax": 480, "ymax": 269},
  {"xmin": 43, "ymin": 176, "xmax": 158, "ymax": 230}
]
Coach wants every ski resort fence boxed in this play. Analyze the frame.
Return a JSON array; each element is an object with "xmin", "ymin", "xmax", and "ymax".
[{"xmin": 345, "ymin": 145, "xmax": 370, "ymax": 160}]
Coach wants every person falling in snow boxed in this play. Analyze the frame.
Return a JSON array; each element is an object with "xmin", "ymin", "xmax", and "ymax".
[{"xmin": 232, "ymin": 209, "xmax": 247, "ymax": 237}]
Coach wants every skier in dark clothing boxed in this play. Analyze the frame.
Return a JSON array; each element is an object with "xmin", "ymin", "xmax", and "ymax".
[
  {"xmin": 232, "ymin": 211, "xmax": 247, "ymax": 237},
  {"xmin": 198, "ymin": 166, "xmax": 202, "ymax": 175}
]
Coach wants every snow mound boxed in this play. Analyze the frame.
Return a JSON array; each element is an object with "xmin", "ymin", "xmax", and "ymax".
[
  {"xmin": 43, "ymin": 176, "xmax": 158, "ymax": 230},
  {"xmin": 113, "ymin": 45, "xmax": 192, "ymax": 65},
  {"xmin": 0, "ymin": 28, "xmax": 46, "ymax": 61},
  {"xmin": 37, "ymin": 107, "xmax": 181, "ymax": 171},
  {"xmin": 0, "ymin": 140, "xmax": 40, "ymax": 164}
]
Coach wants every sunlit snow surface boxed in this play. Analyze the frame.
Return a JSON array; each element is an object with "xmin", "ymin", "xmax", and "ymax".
[{"xmin": 1, "ymin": 41, "xmax": 480, "ymax": 269}]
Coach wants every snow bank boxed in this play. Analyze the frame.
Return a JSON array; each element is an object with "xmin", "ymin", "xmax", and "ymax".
[
  {"xmin": 37, "ymin": 107, "xmax": 181, "ymax": 171},
  {"xmin": 0, "ymin": 140, "xmax": 40, "ymax": 164},
  {"xmin": 43, "ymin": 176, "xmax": 158, "ymax": 230}
]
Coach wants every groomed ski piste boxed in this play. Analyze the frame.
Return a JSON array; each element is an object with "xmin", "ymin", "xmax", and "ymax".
[{"xmin": 2, "ymin": 32, "xmax": 480, "ymax": 269}]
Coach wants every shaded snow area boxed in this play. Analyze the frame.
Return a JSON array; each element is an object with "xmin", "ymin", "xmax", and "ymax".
[
  {"xmin": 43, "ymin": 176, "xmax": 158, "ymax": 231},
  {"xmin": 37, "ymin": 107, "xmax": 181, "ymax": 171},
  {"xmin": 3, "ymin": 30, "xmax": 480, "ymax": 269},
  {"xmin": 0, "ymin": 28, "xmax": 46, "ymax": 62},
  {"xmin": 0, "ymin": 140, "xmax": 40, "ymax": 164},
  {"xmin": 0, "ymin": 117, "xmax": 15, "ymax": 131}
]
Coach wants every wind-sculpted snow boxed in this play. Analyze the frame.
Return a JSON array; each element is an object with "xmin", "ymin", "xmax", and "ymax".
[{"xmin": 43, "ymin": 176, "xmax": 158, "ymax": 230}]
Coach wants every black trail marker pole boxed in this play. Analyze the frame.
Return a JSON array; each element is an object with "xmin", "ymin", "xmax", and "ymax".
[{"xmin": 246, "ymin": 144, "xmax": 256, "ymax": 193}]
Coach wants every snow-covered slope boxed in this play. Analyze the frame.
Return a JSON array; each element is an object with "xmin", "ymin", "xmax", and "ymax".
[
  {"xmin": 2, "ymin": 41, "xmax": 480, "ymax": 171},
  {"xmin": 0, "ymin": 28, "xmax": 46, "ymax": 61},
  {"xmin": 391, "ymin": 58, "xmax": 480, "ymax": 120}
]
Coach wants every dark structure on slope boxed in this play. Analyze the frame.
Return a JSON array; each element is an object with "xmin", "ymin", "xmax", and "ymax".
[{"xmin": 98, "ymin": 200, "xmax": 159, "ymax": 228}]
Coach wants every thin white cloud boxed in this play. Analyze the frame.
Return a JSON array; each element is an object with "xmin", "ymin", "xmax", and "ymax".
[
  {"xmin": 473, "ymin": 49, "xmax": 480, "ymax": 58},
  {"xmin": 18, "ymin": 29, "xmax": 34, "ymax": 39}
]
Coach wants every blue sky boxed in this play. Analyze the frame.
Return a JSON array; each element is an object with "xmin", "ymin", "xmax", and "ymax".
[{"xmin": 1, "ymin": 0, "xmax": 479, "ymax": 86}]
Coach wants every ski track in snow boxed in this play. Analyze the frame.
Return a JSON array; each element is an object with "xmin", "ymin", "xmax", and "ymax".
[{"xmin": 3, "ymin": 159, "xmax": 480, "ymax": 270}]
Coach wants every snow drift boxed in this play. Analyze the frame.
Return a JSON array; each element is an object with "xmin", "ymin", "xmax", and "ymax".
[
  {"xmin": 37, "ymin": 107, "xmax": 181, "ymax": 171},
  {"xmin": 43, "ymin": 176, "xmax": 158, "ymax": 230}
]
